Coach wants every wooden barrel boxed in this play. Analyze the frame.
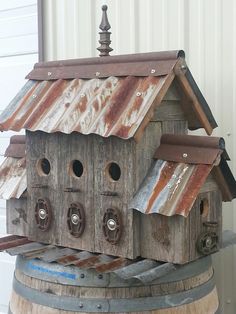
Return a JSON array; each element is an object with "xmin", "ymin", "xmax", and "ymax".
[{"xmin": 9, "ymin": 255, "xmax": 219, "ymax": 314}]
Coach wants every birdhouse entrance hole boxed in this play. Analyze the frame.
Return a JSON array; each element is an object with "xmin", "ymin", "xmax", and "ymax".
[
  {"xmin": 106, "ymin": 162, "xmax": 121, "ymax": 181},
  {"xmin": 69, "ymin": 160, "xmax": 84, "ymax": 178},
  {"xmin": 37, "ymin": 158, "xmax": 51, "ymax": 176},
  {"xmin": 200, "ymin": 198, "xmax": 209, "ymax": 218}
]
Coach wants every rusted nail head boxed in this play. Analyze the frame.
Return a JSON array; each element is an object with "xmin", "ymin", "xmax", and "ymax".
[
  {"xmin": 183, "ymin": 153, "xmax": 188, "ymax": 158},
  {"xmin": 151, "ymin": 69, "xmax": 156, "ymax": 74},
  {"xmin": 47, "ymin": 71, "xmax": 52, "ymax": 76}
]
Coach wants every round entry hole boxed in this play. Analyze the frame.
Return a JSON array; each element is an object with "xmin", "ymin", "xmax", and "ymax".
[
  {"xmin": 200, "ymin": 198, "xmax": 209, "ymax": 218},
  {"xmin": 106, "ymin": 162, "xmax": 121, "ymax": 181},
  {"xmin": 37, "ymin": 158, "xmax": 51, "ymax": 176},
  {"xmin": 70, "ymin": 160, "xmax": 84, "ymax": 178}
]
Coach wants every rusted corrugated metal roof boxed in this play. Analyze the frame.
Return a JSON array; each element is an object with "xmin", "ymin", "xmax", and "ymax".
[
  {"xmin": 0, "ymin": 76, "xmax": 169, "ymax": 139},
  {"xmin": 0, "ymin": 157, "xmax": 26, "ymax": 200},
  {"xmin": 130, "ymin": 160, "xmax": 213, "ymax": 217},
  {"xmin": 1, "ymin": 231, "xmax": 234, "ymax": 284},
  {"xmin": 0, "ymin": 51, "xmax": 217, "ymax": 138},
  {"xmin": 130, "ymin": 134, "xmax": 236, "ymax": 217},
  {"xmin": 0, "ymin": 135, "xmax": 26, "ymax": 200},
  {"xmin": 3, "ymin": 236, "xmax": 174, "ymax": 284}
]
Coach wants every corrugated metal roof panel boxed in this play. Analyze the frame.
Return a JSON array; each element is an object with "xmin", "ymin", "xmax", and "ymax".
[
  {"xmin": 0, "ymin": 157, "xmax": 27, "ymax": 200},
  {"xmin": 0, "ymin": 75, "xmax": 170, "ymax": 139},
  {"xmin": 129, "ymin": 160, "xmax": 213, "ymax": 217}
]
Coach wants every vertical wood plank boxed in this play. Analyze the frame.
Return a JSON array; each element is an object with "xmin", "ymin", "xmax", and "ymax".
[
  {"xmin": 26, "ymin": 131, "xmax": 60, "ymax": 245},
  {"xmin": 93, "ymin": 135, "xmax": 139, "ymax": 258},
  {"xmin": 6, "ymin": 198, "xmax": 28, "ymax": 237},
  {"xmin": 58, "ymin": 133, "xmax": 95, "ymax": 252}
]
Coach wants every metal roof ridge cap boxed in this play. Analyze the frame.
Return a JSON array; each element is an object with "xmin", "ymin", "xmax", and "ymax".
[
  {"xmin": 33, "ymin": 50, "xmax": 185, "ymax": 69},
  {"xmin": 160, "ymin": 133, "xmax": 225, "ymax": 150}
]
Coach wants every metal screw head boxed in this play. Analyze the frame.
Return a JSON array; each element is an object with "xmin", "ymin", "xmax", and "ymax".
[
  {"xmin": 151, "ymin": 69, "xmax": 156, "ymax": 74},
  {"xmin": 79, "ymin": 302, "xmax": 84, "ymax": 308},
  {"xmin": 39, "ymin": 208, "xmax": 47, "ymax": 220},
  {"xmin": 98, "ymin": 274, "xmax": 103, "ymax": 279},
  {"xmin": 80, "ymin": 273, "xmax": 85, "ymax": 279},
  {"xmin": 205, "ymin": 236, "xmax": 213, "ymax": 248},
  {"xmin": 97, "ymin": 304, "xmax": 102, "ymax": 309},
  {"xmin": 136, "ymin": 92, "xmax": 142, "ymax": 97},
  {"xmin": 95, "ymin": 72, "xmax": 100, "ymax": 77},
  {"xmin": 181, "ymin": 64, "xmax": 187, "ymax": 70},
  {"xmin": 32, "ymin": 94, "xmax": 37, "ymax": 99},
  {"xmin": 71, "ymin": 214, "xmax": 80, "ymax": 225},
  {"xmin": 47, "ymin": 71, "xmax": 52, "ymax": 76},
  {"xmin": 80, "ymin": 93, "xmax": 85, "ymax": 98},
  {"xmin": 183, "ymin": 153, "xmax": 188, "ymax": 158},
  {"xmin": 107, "ymin": 218, "xmax": 117, "ymax": 231}
]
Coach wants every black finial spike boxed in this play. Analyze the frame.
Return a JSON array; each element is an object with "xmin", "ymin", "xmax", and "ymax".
[{"xmin": 97, "ymin": 5, "xmax": 113, "ymax": 57}]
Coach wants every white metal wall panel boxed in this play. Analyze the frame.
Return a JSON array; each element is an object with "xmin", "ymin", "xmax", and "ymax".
[
  {"xmin": 0, "ymin": 1, "xmax": 38, "ymax": 312},
  {"xmin": 42, "ymin": 1, "xmax": 236, "ymax": 313}
]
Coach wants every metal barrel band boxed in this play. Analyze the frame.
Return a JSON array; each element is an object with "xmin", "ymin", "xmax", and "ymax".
[{"xmin": 13, "ymin": 274, "xmax": 216, "ymax": 313}]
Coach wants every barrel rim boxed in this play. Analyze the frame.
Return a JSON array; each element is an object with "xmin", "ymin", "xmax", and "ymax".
[{"xmin": 12, "ymin": 274, "xmax": 217, "ymax": 312}]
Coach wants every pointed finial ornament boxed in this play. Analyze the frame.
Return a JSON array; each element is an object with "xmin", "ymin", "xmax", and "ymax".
[{"xmin": 97, "ymin": 5, "xmax": 113, "ymax": 56}]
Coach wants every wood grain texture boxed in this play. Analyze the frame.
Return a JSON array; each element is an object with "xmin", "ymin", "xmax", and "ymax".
[
  {"xmin": 93, "ymin": 134, "xmax": 139, "ymax": 258},
  {"xmin": 140, "ymin": 213, "xmax": 189, "ymax": 264},
  {"xmin": 26, "ymin": 131, "xmax": 60, "ymax": 245},
  {"xmin": 6, "ymin": 198, "xmax": 28, "ymax": 237},
  {"xmin": 58, "ymin": 133, "xmax": 95, "ymax": 252}
]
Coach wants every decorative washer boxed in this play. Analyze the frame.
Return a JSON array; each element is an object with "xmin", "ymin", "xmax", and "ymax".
[
  {"xmin": 67, "ymin": 203, "xmax": 85, "ymax": 237},
  {"xmin": 35, "ymin": 198, "xmax": 52, "ymax": 231},
  {"xmin": 196, "ymin": 231, "xmax": 218, "ymax": 255},
  {"xmin": 102, "ymin": 208, "xmax": 122, "ymax": 244}
]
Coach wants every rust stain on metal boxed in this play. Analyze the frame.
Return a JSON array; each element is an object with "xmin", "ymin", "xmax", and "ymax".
[
  {"xmin": 146, "ymin": 162, "xmax": 178, "ymax": 214},
  {"xmin": 174, "ymin": 164, "xmax": 213, "ymax": 216},
  {"xmin": 0, "ymin": 236, "xmax": 31, "ymax": 251},
  {"xmin": 130, "ymin": 160, "xmax": 214, "ymax": 217},
  {"xmin": 95, "ymin": 257, "xmax": 129, "ymax": 273},
  {"xmin": 0, "ymin": 75, "xmax": 171, "ymax": 139},
  {"xmin": 73, "ymin": 255, "xmax": 100, "ymax": 268}
]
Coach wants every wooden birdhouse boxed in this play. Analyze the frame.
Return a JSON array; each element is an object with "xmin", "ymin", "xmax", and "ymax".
[{"xmin": 0, "ymin": 7, "xmax": 236, "ymax": 264}]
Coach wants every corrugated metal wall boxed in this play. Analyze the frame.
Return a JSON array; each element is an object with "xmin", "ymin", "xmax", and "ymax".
[{"xmin": 42, "ymin": 1, "xmax": 236, "ymax": 312}]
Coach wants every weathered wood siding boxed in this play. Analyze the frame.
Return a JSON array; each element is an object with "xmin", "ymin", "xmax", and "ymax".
[{"xmin": 6, "ymin": 198, "xmax": 28, "ymax": 237}]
